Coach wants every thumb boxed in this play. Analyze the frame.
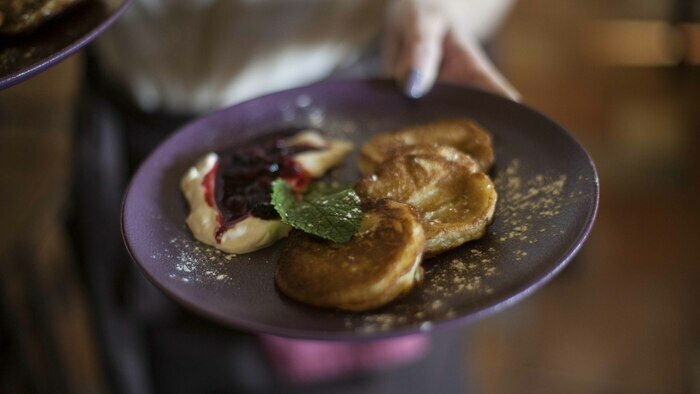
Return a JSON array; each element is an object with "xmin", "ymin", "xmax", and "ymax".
[{"xmin": 393, "ymin": 5, "xmax": 448, "ymax": 98}]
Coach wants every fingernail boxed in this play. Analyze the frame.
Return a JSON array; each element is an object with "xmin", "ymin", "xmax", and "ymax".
[{"xmin": 403, "ymin": 69, "xmax": 424, "ymax": 99}]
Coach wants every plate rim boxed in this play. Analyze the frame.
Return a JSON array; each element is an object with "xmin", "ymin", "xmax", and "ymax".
[{"xmin": 121, "ymin": 78, "xmax": 600, "ymax": 340}]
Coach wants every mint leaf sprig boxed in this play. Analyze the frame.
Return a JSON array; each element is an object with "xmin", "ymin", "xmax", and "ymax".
[{"xmin": 271, "ymin": 179, "xmax": 363, "ymax": 243}]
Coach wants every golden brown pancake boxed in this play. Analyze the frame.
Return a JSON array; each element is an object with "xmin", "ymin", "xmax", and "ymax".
[
  {"xmin": 356, "ymin": 154, "xmax": 497, "ymax": 256},
  {"xmin": 379, "ymin": 144, "xmax": 480, "ymax": 173},
  {"xmin": 359, "ymin": 118, "xmax": 494, "ymax": 175},
  {"xmin": 275, "ymin": 199, "xmax": 426, "ymax": 312}
]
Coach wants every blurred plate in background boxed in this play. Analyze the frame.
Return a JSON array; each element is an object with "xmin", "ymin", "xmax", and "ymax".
[{"xmin": 0, "ymin": 0, "xmax": 131, "ymax": 90}]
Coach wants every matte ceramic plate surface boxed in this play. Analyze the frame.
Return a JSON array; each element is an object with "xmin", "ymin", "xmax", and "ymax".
[
  {"xmin": 122, "ymin": 79, "xmax": 599, "ymax": 340},
  {"xmin": 0, "ymin": 0, "xmax": 131, "ymax": 90}
]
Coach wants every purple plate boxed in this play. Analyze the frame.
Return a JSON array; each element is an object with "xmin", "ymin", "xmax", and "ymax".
[
  {"xmin": 0, "ymin": 0, "xmax": 132, "ymax": 90},
  {"xmin": 122, "ymin": 79, "xmax": 599, "ymax": 340}
]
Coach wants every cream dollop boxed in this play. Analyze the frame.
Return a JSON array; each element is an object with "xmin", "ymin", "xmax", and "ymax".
[{"xmin": 180, "ymin": 131, "xmax": 352, "ymax": 254}]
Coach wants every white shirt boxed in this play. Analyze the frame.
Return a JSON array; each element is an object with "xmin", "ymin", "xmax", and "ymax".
[
  {"xmin": 97, "ymin": 0, "xmax": 512, "ymax": 113},
  {"xmin": 97, "ymin": 0, "xmax": 387, "ymax": 113}
]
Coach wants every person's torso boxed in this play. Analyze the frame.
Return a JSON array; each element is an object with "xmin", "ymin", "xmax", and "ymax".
[{"xmin": 97, "ymin": 0, "xmax": 387, "ymax": 113}]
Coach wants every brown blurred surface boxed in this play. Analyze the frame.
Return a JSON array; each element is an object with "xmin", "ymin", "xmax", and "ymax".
[
  {"xmin": 0, "ymin": 0, "xmax": 699, "ymax": 393},
  {"xmin": 466, "ymin": 0, "xmax": 700, "ymax": 392},
  {"xmin": 0, "ymin": 57, "xmax": 106, "ymax": 392}
]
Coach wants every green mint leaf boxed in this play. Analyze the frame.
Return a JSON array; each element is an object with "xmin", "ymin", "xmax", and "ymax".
[{"xmin": 271, "ymin": 179, "xmax": 363, "ymax": 243}]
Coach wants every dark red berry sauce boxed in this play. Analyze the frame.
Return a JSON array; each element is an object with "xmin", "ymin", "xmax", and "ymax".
[{"xmin": 201, "ymin": 130, "xmax": 317, "ymax": 243}]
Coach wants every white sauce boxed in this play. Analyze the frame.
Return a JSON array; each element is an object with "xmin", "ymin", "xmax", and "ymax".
[{"xmin": 180, "ymin": 131, "xmax": 352, "ymax": 254}]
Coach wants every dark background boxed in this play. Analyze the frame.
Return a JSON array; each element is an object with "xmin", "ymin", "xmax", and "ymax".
[{"xmin": 1, "ymin": 0, "xmax": 699, "ymax": 392}]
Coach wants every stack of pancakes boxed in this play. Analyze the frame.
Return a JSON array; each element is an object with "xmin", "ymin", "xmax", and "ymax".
[{"xmin": 276, "ymin": 119, "xmax": 498, "ymax": 312}]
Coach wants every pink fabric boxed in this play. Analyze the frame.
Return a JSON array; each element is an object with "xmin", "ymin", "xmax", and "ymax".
[{"xmin": 260, "ymin": 334, "xmax": 431, "ymax": 384}]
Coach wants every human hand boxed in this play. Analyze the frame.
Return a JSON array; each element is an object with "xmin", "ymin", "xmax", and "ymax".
[{"xmin": 385, "ymin": 0, "xmax": 520, "ymax": 101}]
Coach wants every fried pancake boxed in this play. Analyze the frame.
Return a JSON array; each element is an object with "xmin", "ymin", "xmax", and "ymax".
[
  {"xmin": 275, "ymin": 199, "xmax": 426, "ymax": 312},
  {"xmin": 356, "ymin": 154, "xmax": 497, "ymax": 256},
  {"xmin": 359, "ymin": 119, "xmax": 494, "ymax": 175},
  {"xmin": 379, "ymin": 144, "xmax": 480, "ymax": 173}
]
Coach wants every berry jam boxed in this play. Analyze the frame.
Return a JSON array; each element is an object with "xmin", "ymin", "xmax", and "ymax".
[{"xmin": 202, "ymin": 130, "xmax": 317, "ymax": 243}]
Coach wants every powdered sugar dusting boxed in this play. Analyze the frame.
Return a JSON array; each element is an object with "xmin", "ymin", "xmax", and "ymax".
[
  {"xmin": 492, "ymin": 159, "xmax": 568, "ymax": 244},
  {"xmin": 155, "ymin": 235, "xmax": 232, "ymax": 283}
]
